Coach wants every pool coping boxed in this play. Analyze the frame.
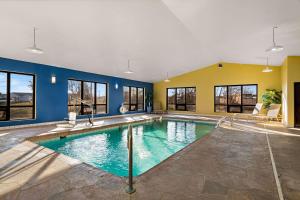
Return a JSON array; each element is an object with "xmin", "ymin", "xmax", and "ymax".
[
  {"xmin": 27, "ymin": 116, "xmax": 161, "ymax": 142},
  {"xmin": 25, "ymin": 116, "xmax": 217, "ymax": 180}
]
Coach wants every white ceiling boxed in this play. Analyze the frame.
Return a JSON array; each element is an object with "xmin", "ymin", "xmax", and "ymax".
[{"xmin": 0, "ymin": 0, "xmax": 300, "ymax": 82}]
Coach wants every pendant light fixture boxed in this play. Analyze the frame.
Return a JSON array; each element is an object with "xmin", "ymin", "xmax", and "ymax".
[
  {"xmin": 124, "ymin": 59, "xmax": 134, "ymax": 74},
  {"xmin": 164, "ymin": 72, "xmax": 171, "ymax": 82},
  {"xmin": 262, "ymin": 57, "xmax": 272, "ymax": 73},
  {"xmin": 26, "ymin": 27, "xmax": 44, "ymax": 54},
  {"xmin": 266, "ymin": 26, "xmax": 283, "ymax": 52}
]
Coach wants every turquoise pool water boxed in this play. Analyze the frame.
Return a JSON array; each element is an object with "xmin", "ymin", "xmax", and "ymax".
[{"xmin": 38, "ymin": 119, "xmax": 214, "ymax": 176}]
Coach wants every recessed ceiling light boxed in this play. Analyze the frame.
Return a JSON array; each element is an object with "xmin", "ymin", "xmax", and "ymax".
[
  {"xmin": 266, "ymin": 26, "xmax": 284, "ymax": 52},
  {"xmin": 26, "ymin": 27, "xmax": 44, "ymax": 54}
]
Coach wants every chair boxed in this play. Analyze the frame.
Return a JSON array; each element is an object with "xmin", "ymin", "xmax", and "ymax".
[
  {"xmin": 254, "ymin": 104, "xmax": 281, "ymax": 122},
  {"xmin": 233, "ymin": 103, "xmax": 263, "ymax": 121},
  {"xmin": 68, "ymin": 112, "xmax": 77, "ymax": 126},
  {"xmin": 57, "ymin": 112, "xmax": 77, "ymax": 128}
]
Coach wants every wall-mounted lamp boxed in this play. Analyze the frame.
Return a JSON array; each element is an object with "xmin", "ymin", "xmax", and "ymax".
[
  {"xmin": 114, "ymin": 83, "xmax": 119, "ymax": 90},
  {"xmin": 51, "ymin": 75, "xmax": 56, "ymax": 84}
]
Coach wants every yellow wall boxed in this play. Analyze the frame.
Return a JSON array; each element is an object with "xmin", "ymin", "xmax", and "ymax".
[
  {"xmin": 154, "ymin": 62, "xmax": 282, "ymax": 115},
  {"xmin": 282, "ymin": 56, "xmax": 300, "ymax": 127}
]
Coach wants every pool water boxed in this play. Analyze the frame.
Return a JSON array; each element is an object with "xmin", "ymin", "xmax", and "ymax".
[{"xmin": 38, "ymin": 119, "xmax": 214, "ymax": 176}]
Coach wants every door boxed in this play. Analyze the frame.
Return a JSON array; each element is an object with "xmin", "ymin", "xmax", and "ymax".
[{"xmin": 295, "ymin": 83, "xmax": 300, "ymax": 127}]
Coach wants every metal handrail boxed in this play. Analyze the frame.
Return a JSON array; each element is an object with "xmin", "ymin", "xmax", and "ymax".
[
  {"xmin": 126, "ymin": 124, "xmax": 136, "ymax": 194},
  {"xmin": 215, "ymin": 115, "xmax": 233, "ymax": 128},
  {"xmin": 71, "ymin": 98, "xmax": 94, "ymax": 126}
]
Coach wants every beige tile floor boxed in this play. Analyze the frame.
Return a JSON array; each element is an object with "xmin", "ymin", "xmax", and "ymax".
[{"xmin": 0, "ymin": 114, "xmax": 299, "ymax": 200}]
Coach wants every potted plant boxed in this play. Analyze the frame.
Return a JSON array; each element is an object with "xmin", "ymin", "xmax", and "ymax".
[
  {"xmin": 262, "ymin": 89, "xmax": 282, "ymax": 109},
  {"xmin": 146, "ymin": 92, "xmax": 153, "ymax": 113}
]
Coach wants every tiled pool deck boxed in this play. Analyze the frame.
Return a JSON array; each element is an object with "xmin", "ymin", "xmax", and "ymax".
[{"xmin": 0, "ymin": 114, "xmax": 299, "ymax": 200}]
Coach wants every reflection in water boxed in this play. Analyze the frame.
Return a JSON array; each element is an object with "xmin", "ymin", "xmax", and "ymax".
[
  {"xmin": 167, "ymin": 121, "xmax": 196, "ymax": 143},
  {"xmin": 39, "ymin": 120, "xmax": 214, "ymax": 176}
]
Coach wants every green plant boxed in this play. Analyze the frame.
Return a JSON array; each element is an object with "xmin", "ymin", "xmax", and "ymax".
[
  {"xmin": 146, "ymin": 91, "xmax": 153, "ymax": 107},
  {"xmin": 262, "ymin": 89, "xmax": 282, "ymax": 109}
]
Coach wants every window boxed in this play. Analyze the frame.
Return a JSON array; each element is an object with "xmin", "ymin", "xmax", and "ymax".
[
  {"xmin": 214, "ymin": 86, "xmax": 227, "ymax": 112},
  {"xmin": 96, "ymin": 83, "xmax": 107, "ymax": 114},
  {"xmin": 214, "ymin": 84, "xmax": 257, "ymax": 113},
  {"xmin": 138, "ymin": 88, "xmax": 144, "ymax": 111},
  {"xmin": 167, "ymin": 87, "xmax": 196, "ymax": 111},
  {"xmin": 0, "ymin": 71, "xmax": 35, "ymax": 121},
  {"xmin": 123, "ymin": 86, "xmax": 145, "ymax": 111},
  {"xmin": 167, "ymin": 89, "xmax": 176, "ymax": 110},
  {"xmin": 82, "ymin": 81, "xmax": 95, "ymax": 115},
  {"xmin": 68, "ymin": 80, "xmax": 107, "ymax": 115}
]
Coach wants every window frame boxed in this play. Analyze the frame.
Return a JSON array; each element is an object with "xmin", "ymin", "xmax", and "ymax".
[
  {"xmin": 214, "ymin": 84, "xmax": 258, "ymax": 113},
  {"xmin": 166, "ymin": 87, "xmax": 196, "ymax": 112},
  {"xmin": 0, "ymin": 70, "xmax": 36, "ymax": 121},
  {"xmin": 68, "ymin": 79, "xmax": 108, "ymax": 115},
  {"xmin": 123, "ymin": 86, "xmax": 145, "ymax": 112}
]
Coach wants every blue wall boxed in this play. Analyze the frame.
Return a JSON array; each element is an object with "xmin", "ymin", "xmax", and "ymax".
[{"xmin": 0, "ymin": 57, "xmax": 153, "ymax": 127}]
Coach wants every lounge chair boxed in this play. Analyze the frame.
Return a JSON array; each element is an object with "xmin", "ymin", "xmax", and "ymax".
[
  {"xmin": 254, "ymin": 104, "xmax": 281, "ymax": 122},
  {"xmin": 57, "ymin": 112, "xmax": 77, "ymax": 128},
  {"xmin": 233, "ymin": 103, "xmax": 263, "ymax": 121}
]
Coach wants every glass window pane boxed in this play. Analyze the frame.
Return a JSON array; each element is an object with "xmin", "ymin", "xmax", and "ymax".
[
  {"xmin": 186, "ymin": 88, "xmax": 196, "ymax": 104},
  {"xmin": 242, "ymin": 106, "xmax": 255, "ymax": 114},
  {"xmin": 0, "ymin": 107, "xmax": 6, "ymax": 120},
  {"xmin": 83, "ymin": 82, "xmax": 95, "ymax": 104},
  {"xmin": 228, "ymin": 86, "xmax": 241, "ymax": 105},
  {"xmin": 131, "ymin": 87, "xmax": 137, "ymax": 104},
  {"xmin": 167, "ymin": 89, "xmax": 176, "ymax": 105},
  {"xmin": 96, "ymin": 83, "xmax": 106, "ymax": 104},
  {"xmin": 228, "ymin": 106, "xmax": 241, "ymax": 113},
  {"xmin": 138, "ymin": 88, "xmax": 144, "ymax": 104},
  {"xmin": 0, "ymin": 72, "xmax": 7, "ymax": 106},
  {"xmin": 176, "ymin": 105, "xmax": 185, "ymax": 111},
  {"xmin": 215, "ymin": 86, "xmax": 227, "ymax": 104},
  {"xmin": 10, "ymin": 74, "xmax": 33, "ymax": 106},
  {"xmin": 68, "ymin": 105, "xmax": 81, "ymax": 115},
  {"xmin": 82, "ymin": 104, "xmax": 94, "ymax": 115},
  {"xmin": 123, "ymin": 86, "xmax": 129, "ymax": 104},
  {"xmin": 187, "ymin": 105, "xmax": 196, "ymax": 112},
  {"xmin": 168, "ymin": 104, "xmax": 175, "ymax": 110},
  {"xmin": 138, "ymin": 104, "xmax": 144, "ymax": 111},
  {"xmin": 10, "ymin": 107, "xmax": 33, "ymax": 120},
  {"xmin": 68, "ymin": 80, "xmax": 81, "ymax": 105},
  {"xmin": 215, "ymin": 105, "xmax": 227, "ymax": 112},
  {"xmin": 96, "ymin": 105, "xmax": 106, "ymax": 114},
  {"xmin": 176, "ymin": 88, "xmax": 185, "ymax": 104},
  {"xmin": 242, "ymin": 85, "xmax": 257, "ymax": 105}
]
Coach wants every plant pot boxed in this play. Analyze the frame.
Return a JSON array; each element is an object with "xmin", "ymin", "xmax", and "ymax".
[{"xmin": 147, "ymin": 106, "xmax": 152, "ymax": 113}]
